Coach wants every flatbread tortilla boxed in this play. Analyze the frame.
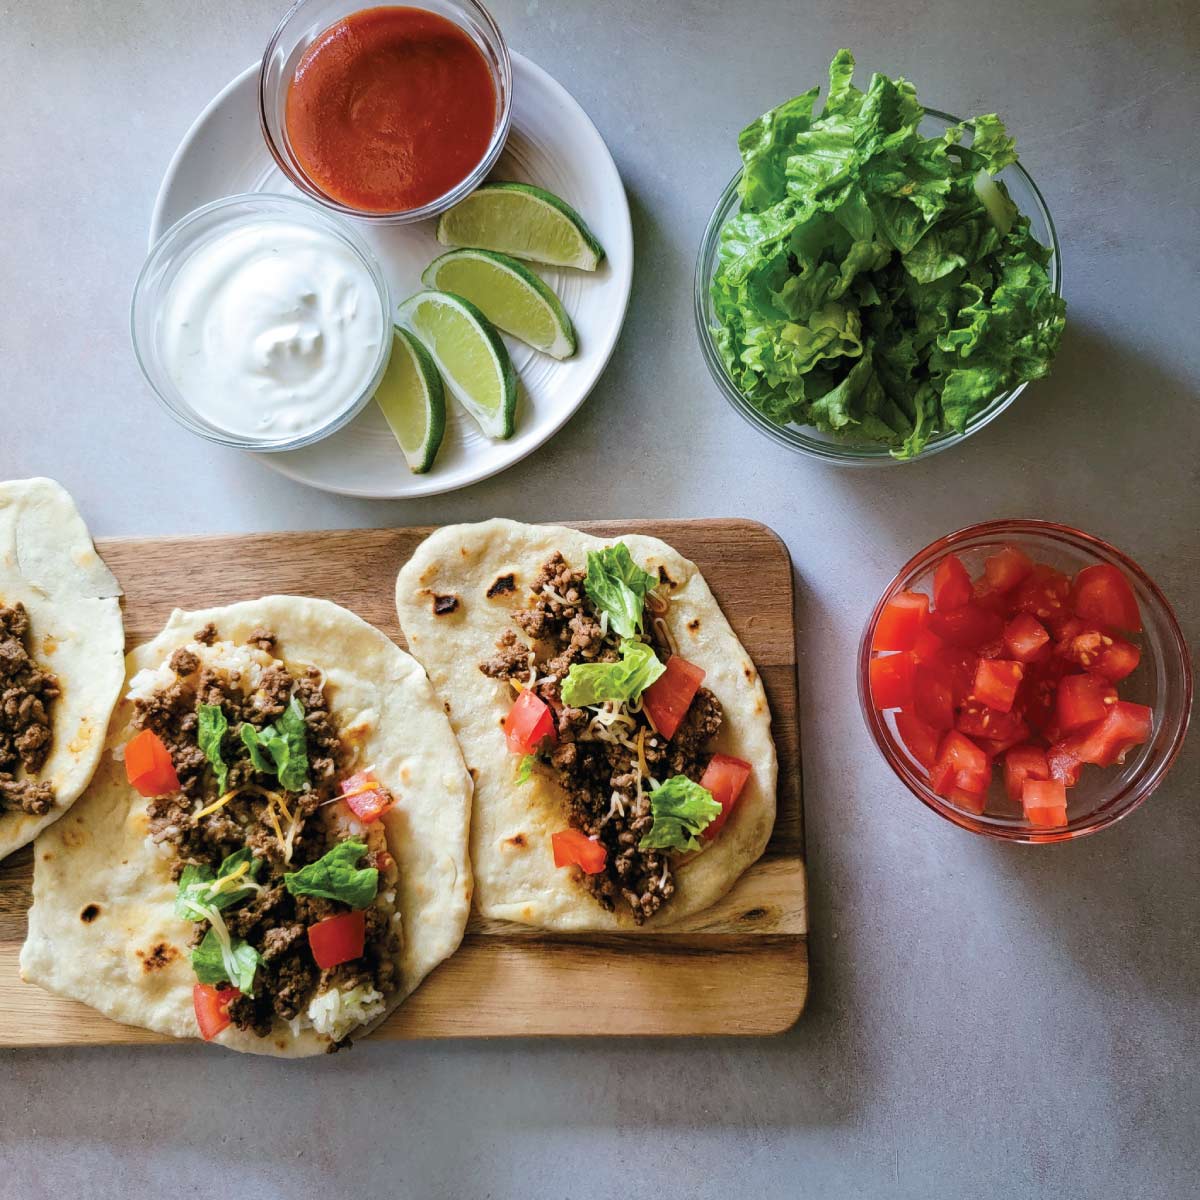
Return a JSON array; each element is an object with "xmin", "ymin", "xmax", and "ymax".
[
  {"xmin": 395, "ymin": 520, "xmax": 777, "ymax": 931},
  {"xmin": 21, "ymin": 596, "xmax": 473, "ymax": 1055},
  {"xmin": 0, "ymin": 478, "xmax": 124, "ymax": 860}
]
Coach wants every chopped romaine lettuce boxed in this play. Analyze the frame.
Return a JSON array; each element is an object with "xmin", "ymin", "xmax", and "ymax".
[
  {"xmin": 196, "ymin": 703, "xmax": 229, "ymax": 793},
  {"xmin": 638, "ymin": 776, "xmax": 722, "ymax": 853},
  {"xmin": 583, "ymin": 545, "xmax": 657, "ymax": 639},
  {"xmin": 560, "ymin": 638, "xmax": 666, "ymax": 707},
  {"xmin": 240, "ymin": 697, "xmax": 309, "ymax": 792},
  {"xmin": 284, "ymin": 838, "xmax": 378, "ymax": 909}
]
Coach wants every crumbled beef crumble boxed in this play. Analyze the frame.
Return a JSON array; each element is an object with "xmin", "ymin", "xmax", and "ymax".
[{"xmin": 0, "ymin": 602, "xmax": 60, "ymax": 817}]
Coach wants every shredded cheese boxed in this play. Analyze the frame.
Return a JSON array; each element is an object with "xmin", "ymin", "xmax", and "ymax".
[
  {"xmin": 194, "ymin": 789, "xmax": 240, "ymax": 819},
  {"xmin": 653, "ymin": 615, "xmax": 678, "ymax": 656}
]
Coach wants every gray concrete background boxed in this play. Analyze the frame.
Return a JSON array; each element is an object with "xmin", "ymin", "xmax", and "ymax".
[{"xmin": 2, "ymin": 0, "xmax": 1197, "ymax": 1195}]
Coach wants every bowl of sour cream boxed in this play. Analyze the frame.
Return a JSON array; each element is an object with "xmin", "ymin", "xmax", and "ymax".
[{"xmin": 131, "ymin": 193, "xmax": 391, "ymax": 451}]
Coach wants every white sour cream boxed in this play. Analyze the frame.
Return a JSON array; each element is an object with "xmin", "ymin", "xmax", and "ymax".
[{"xmin": 158, "ymin": 219, "xmax": 385, "ymax": 441}]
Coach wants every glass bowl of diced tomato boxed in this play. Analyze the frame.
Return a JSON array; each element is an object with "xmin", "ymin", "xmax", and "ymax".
[{"xmin": 858, "ymin": 520, "xmax": 1192, "ymax": 842}]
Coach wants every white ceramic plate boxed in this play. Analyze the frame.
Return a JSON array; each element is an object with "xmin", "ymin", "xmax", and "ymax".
[{"xmin": 151, "ymin": 55, "xmax": 633, "ymax": 498}]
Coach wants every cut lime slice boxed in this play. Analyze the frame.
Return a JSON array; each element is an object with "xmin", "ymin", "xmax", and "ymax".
[
  {"xmin": 374, "ymin": 327, "xmax": 446, "ymax": 473},
  {"xmin": 397, "ymin": 291, "xmax": 518, "ymax": 440},
  {"xmin": 421, "ymin": 249, "xmax": 577, "ymax": 359},
  {"xmin": 435, "ymin": 182, "xmax": 605, "ymax": 271}
]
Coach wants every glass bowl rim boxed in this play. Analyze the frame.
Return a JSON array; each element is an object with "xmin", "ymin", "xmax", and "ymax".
[
  {"xmin": 257, "ymin": 0, "xmax": 513, "ymax": 224},
  {"xmin": 856, "ymin": 518, "xmax": 1193, "ymax": 842},
  {"xmin": 693, "ymin": 108, "xmax": 1063, "ymax": 465},
  {"xmin": 130, "ymin": 191, "xmax": 393, "ymax": 452}
]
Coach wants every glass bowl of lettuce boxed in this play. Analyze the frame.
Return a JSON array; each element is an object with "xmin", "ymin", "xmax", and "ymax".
[{"xmin": 696, "ymin": 51, "xmax": 1065, "ymax": 464}]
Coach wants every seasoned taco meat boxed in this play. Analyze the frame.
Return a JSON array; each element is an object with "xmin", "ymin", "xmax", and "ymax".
[
  {"xmin": 479, "ymin": 554, "xmax": 724, "ymax": 924},
  {"xmin": 0, "ymin": 602, "xmax": 60, "ymax": 816}
]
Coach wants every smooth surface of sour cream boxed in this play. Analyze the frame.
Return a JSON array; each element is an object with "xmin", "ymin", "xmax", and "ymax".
[{"xmin": 158, "ymin": 218, "xmax": 384, "ymax": 441}]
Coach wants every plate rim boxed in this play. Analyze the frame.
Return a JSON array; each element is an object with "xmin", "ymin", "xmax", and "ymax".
[{"xmin": 148, "ymin": 53, "xmax": 634, "ymax": 500}]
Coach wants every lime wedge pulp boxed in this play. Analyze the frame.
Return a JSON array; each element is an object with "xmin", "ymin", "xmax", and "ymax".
[
  {"xmin": 397, "ymin": 291, "xmax": 518, "ymax": 440},
  {"xmin": 435, "ymin": 182, "xmax": 605, "ymax": 271},
  {"xmin": 374, "ymin": 327, "xmax": 446, "ymax": 474},
  {"xmin": 422, "ymin": 249, "xmax": 577, "ymax": 360}
]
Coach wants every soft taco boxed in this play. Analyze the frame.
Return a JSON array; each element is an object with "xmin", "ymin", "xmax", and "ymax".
[
  {"xmin": 395, "ymin": 520, "xmax": 777, "ymax": 931},
  {"xmin": 0, "ymin": 478, "xmax": 124, "ymax": 860},
  {"xmin": 21, "ymin": 597, "xmax": 473, "ymax": 1055}
]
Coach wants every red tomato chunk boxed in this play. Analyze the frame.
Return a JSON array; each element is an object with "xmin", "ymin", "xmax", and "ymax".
[
  {"xmin": 1070, "ymin": 564, "xmax": 1142, "ymax": 632},
  {"xmin": 1004, "ymin": 745, "xmax": 1050, "ymax": 804},
  {"xmin": 1054, "ymin": 673, "xmax": 1117, "ymax": 735},
  {"xmin": 308, "ymin": 910, "xmax": 366, "ymax": 970},
  {"xmin": 193, "ymin": 983, "xmax": 240, "ymax": 1041},
  {"xmin": 1003, "ymin": 613, "xmax": 1051, "ymax": 663},
  {"xmin": 933, "ymin": 554, "xmax": 972, "ymax": 611},
  {"xmin": 972, "ymin": 659, "xmax": 1024, "ymax": 714},
  {"xmin": 872, "ymin": 591, "xmax": 929, "ymax": 652},
  {"xmin": 551, "ymin": 829, "xmax": 607, "ymax": 874},
  {"xmin": 870, "ymin": 653, "xmax": 914, "ymax": 710},
  {"xmin": 984, "ymin": 545, "xmax": 1034, "ymax": 593},
  {"xmin": 927, "ymin": 604, "xmax": 1004, "ymax": 650},
  {"xmin": 700, "ymin": 754, "xmax": 752, "ymax": 840},
  {"xmin": 505, "ymin": 690, "xmax": 556, "ymax": 755},
  {"xmin": 1022, "ymin": 779, "xmax": 1068, "ymax": 828},
  {"xmin": 642, "ymin": 655, "xmax": 706, "ymax": 739}
]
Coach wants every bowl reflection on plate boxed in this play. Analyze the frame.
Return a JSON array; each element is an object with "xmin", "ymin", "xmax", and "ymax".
[{"xmin": 694, "ymin": 110, "xmax": 1063, "ymax": 466}]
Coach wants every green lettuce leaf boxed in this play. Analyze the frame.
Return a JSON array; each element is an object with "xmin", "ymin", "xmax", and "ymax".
[
  {"xmin": 583, "ymin": 545, "xmax": 658, "ymax": 639},
  {"xmin": 710, "ymin": 49, "xmax": 1065, "ymax": 459},
  {"xmin": 638, "ymin": 776, "xmax": 722, "ymax": 853},
  {"xmin": 240, "ymin": 697, "xmax": 309, "ymax": 792},
  {"xmin": 196, "ymin": 704, "xmax": 229, "ymax": 794},
  {"xmin": 192, "ymin": 928, "xmax": 261, "ymax": 995},
  {"xmin": 175, "ymin": 847, "xmax": 262, "ymax": 922},
  {"xmin": 515, "ymin": 754, "xmax": 536, "ymax": 785},
  {"xmin": 284, "ymin": 839, "xmax": 378, "ymax": 909},
  {"xmin": 560, "ymin": 639, "xmax": 666, "ymax": 708}
]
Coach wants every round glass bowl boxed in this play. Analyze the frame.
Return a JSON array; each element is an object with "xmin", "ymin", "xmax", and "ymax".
[
  {"xmin": 858, "ymin": 520, "xmax": 1192, "ymax": 842},
  {"xmin": 259, "ymin": 0, "xmax": 512, "ymax": 223},
  {"xmin": 694, "ymin": 110, "xmax": 1062, "ymax": 465},
  {"xmin": 130, "ymin": 193, "xmax": 392, "ymax": 452}
]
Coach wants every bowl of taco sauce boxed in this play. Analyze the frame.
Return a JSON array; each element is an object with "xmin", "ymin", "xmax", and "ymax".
[{"xmin": 259, "ymin": 0, "xmax": 511, "ymax": 222}]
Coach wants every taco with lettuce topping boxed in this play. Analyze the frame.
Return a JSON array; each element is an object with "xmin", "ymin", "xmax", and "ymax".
[
  {"xmin": 21, "ymin": 596, "xmax": 472, "ymax": 1055},
  {"xmin": 396, "ymin": 520, "xmax": 777, "ymax": 931}
]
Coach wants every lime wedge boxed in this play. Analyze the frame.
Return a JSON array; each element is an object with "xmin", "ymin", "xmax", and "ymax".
[
  {"xmin": 374, "ymin": 327, "xmax": 446, "ymax": 473},
  {"xmin": 397, "ymin": 291, "xmax": 518, "ymax": 440},
  {"xmin": 421, "ymin": 249, "xmax": 577, "ymax": 359},
  {"xmin": 435, "ymin": 182, "xmax": 605, "ymax": 271}
]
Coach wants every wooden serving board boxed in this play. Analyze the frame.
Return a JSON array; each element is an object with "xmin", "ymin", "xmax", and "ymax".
[{"xmin": 0, "ymin": 520, "xmax": 806, "ymax": 1044}]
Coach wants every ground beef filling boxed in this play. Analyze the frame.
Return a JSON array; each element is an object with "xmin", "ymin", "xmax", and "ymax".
[
  {"xmin": 135, "ymin": 626, "xmax": 399, "ymax": 1044},
  {"xmin": 0, "ymin": 602, "xmax": 60, "ymax": 817},
  {"xmin": 480, "ymin": 553, "xmax": 724, "ymax": 924}
]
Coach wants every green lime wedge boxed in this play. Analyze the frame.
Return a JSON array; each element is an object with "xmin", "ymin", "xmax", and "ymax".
[
  {"xmin": 421, "ymin": 249, "xmax": 577, "ymax": 360},
  {"xmin": 374, "ymin": 327, "xmax": 446, "ymax": 473},
  {"xmin": 397, "ymin": 291, "xmax": 518, "ymax": 440},
  {"xmin": 435, "ymin": 182, "xmax": 605, "ymax": 271}
]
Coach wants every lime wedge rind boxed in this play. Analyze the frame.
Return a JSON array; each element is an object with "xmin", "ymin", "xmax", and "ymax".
[
  {"xmin": 421, "ymin": 249, "xmax": 577, "ymax": 360},
  {"xmin": 397, "ymin": 291, "xmax": 518, "ymax": 441},
  {"xmin": 435, "ymin": 182, "xmax": 605, "ymax": 271},
  {"xmin": 374, "ymin": 327, "xmax": 446, "ymax": 474}
]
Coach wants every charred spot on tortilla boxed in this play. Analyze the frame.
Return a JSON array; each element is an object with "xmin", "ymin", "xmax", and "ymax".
[
  {"xmin": 657, "ymin": 565, "xmax": 678, "ymax": 589},
  {"xmin": 427, "ymin": 592, "xmax": 459, "ymax": 616},
  {"xmin": 687, "ymin": 618, "xmax": 701, "ymax": 632},
  {"xmin": 743, "ymin": 665, "xmax": 755, "ymax": 681},
  {"xmin": 138, "ymin": 942, "xmax": 178, "ymax": 972},
  {"xmin": 486, "ymin": 573, "xmax": 516, "ymax": 599},
  {"xmin": 79, "ymin": 903, "xmax": 100, "ymax": 923},
  {"xmin": 504, "ymin": 833, "xmax": 526, "ymax": 849}
]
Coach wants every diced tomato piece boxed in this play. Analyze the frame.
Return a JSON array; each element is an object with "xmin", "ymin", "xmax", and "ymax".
[
  {"xmin": 1004, "ymin": 745, "xmax": 1050, "ymax": 803},
  {"xmin": 193, "ymin": 983, "xmax": 240, "ymax": 1041},
  {"xmin": 984, "ymin": 545, "xmax": 1034, "ymax": 593},
  {"xmin": 1018, "ymin": 656, "xmax": 1070, "ymax": 735},
  {"xmin": 1013, "ymin": 564, "xmax": 1071, "ymax": 623},
  {"xmin": 124, "ymin": 729, "xmax": 181, "ymax": 797},
  {"xmin": 642, "ymin": 655, "xmax": 705, "ymax": 739},
  {"xmin": 971, "ymin": 579, "xmax": 1010, "ymax": 617},
  {"xmin": 1072, "ymin": 701, "xmax": 1153, "ymax": 768},
  {"xmin": 929, "ymin": 646, "xmax": 979, "ymax": 703},
  {"xmin": 933, "ymin": 554, "xmax": 972, "ymax": 611},
  {"xmin": 930, "ymin": 731, "xmax": 991, "ymax": 798},
  {"xmin": 1022, "ymin": 779, "xmax": 1068, "ymax": 828},
  {"xmin": 972, "ymin": 659, "xmax": 1024, "ymax": 714},
  {"xmin": 927, "ymin": 604, "xmax": 1004, "ymax": 650},
  {"xmin": 895, "ymin": 707, "xmax": 941, "ymax": 769},
  {"xmin": 504, "ymin": 690, "xmax": 556, "ymax": 755},
  {"xmin": 551, "ymin": 829, "xmax": 607, "ymax": 874},
  {"xmin": 1049, "ymin": 614, "xmax": 1086, "ymax": 644},
  {"xmin": 872, "ymin": 591, "xmax": 929, "ymax": 652},
  {"xmin": 913, "ymin": 663, "xmax": 955, "ymax": 730},
  {"xmin": 946, "ymin": 786, "xmax": 987, "ymax": 815},
  {"xmin": 1003, "ymin": 613, "xmax": 1051, "ymax": 663},
  {"xmin": 307, "ymin": 910, "xmax": 366, "ymax": 970},
  {"xmin": 1055, "ymin": 673, "xmax": 1118, "ymax": 735},
  {"xmin": 1059, "ymin": 627, "xmax": 1141, "ymax": 682},
  {"xmin": 911, "ymin": 628, "xmax": 946, "ymax": 663},
  {"xmin": 977, "ymin": 723, "xmax": 1033, "ymax": 758},
  {"xmin": 340, "ymin": 771, "xmax": 392, "ymax": 823},
  {"xmin": 1070, "ymin": 564, "xmax": 1141, "ymax": 632},
  {"xmin": 1046, "ymin": 738, "xmax": 1083, "ymax": 787},
  {"xmin": 699, "ymin": 754, "xmax": 752, "ymax": 840},
  {"xmin": 956, "ymin": 701, "xmax": 1025, "ymax": 744},
  {"xmin": 869, "ymin": 652, "xmax": 915, "ymax": 710}
]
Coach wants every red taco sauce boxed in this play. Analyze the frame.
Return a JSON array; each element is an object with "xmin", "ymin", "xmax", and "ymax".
[{"xmin": 284, "ymin": 6, "xmax": 497, "ymax": 213}]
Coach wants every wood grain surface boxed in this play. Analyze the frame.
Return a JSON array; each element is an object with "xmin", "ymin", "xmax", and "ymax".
[{"xmin": 0, "ymin": 520, "xmax": 807, "ymax": 1045}]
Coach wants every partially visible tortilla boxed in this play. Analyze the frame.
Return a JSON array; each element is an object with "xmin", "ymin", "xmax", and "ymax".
[
  {"xmin": 21, "ymin": 596, "xmax": 474, "ymax": 1056},
  {"xmin": 395, "ymin": 520, "xmax": 777, "ymax": 932},
  {"xmin": 0, "ymin": 478, "xmax": 124, "ymax": 860}
]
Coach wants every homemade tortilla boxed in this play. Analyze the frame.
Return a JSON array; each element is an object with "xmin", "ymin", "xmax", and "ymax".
[
  {"xmin": 395, "ymin": 520, "xmax": 777, "ymax": 931},
  {"xmin": 0, "ymin": 478, "xmax": 124, "ymax": 860},
  {"xmin": 21, "ymin": 596, "xmax": 473, "ymax": 1055}
]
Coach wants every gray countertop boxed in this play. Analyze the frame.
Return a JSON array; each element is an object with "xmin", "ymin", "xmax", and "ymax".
[{"xmin": 3, "ymin": 1, "xmax": 1198, "ymax": 1195}]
